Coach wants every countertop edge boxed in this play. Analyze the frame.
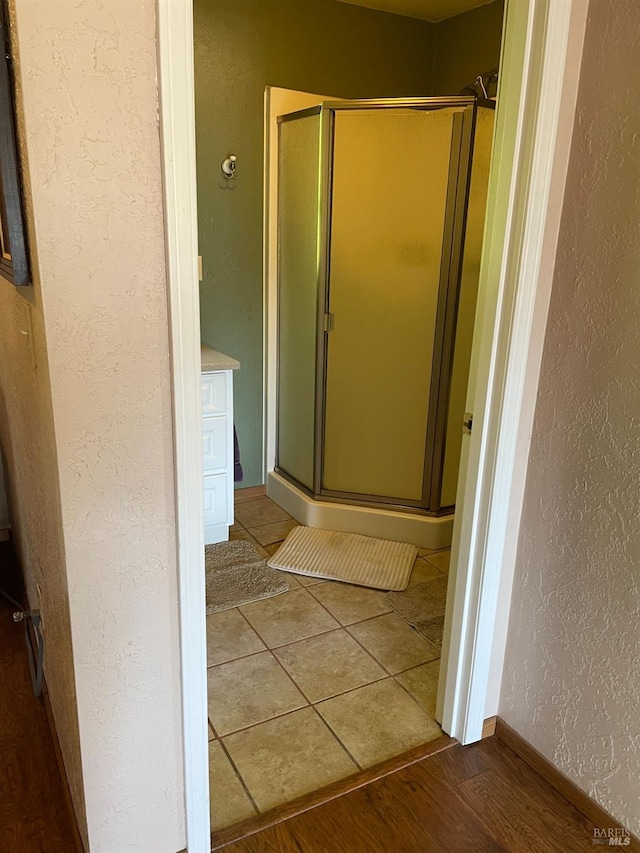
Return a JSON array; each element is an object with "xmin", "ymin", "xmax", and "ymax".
[{"xmin": 201, "ymin": 344, "xmax": 241, "ymax": 372}]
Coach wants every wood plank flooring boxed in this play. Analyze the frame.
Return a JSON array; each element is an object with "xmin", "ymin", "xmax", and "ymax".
[
  {"xmin": 0, "ymin": 543, "xmax": 76, "ymax": 853},
  {"xmin": 220, "ymin": 735, "xmax": 600, "ymax": 852}
]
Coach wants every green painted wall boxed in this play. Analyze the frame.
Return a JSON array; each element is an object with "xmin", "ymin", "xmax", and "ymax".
[
  {"xmin": 432, "ymin": 1, "xmax": 505, "ymax": 95},
  {"xmin": 194, "ymin": 0, "xmax": 435, "ymax": 487},
  {"xmin": 194, "ymin": 0, "xmax": 504, "ymax": 488}
]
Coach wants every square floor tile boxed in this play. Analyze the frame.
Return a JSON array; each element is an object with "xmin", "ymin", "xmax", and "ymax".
[
  {"xmin": 235, "ymin": 497, "xmax": 291, "ymax": 528},
  {"xmin": 424, "ymin": 549, "xmax": 451, "ymax": 573},
  {"xmin": 316, "ymin": 678, "xmax": 442, "ymax": 768},
  {"xmin": 250, "ymin": 519, "xmax": 299, "ymax": 547},
  {"xmin": 229, "ymin": 528, "xmax": 270, "ymax": 558},
  {"xmin": 206, "ymin": 608, "xmax": 266, "ymax": 667},
  {"xmin": 309, "ymin": 581, "xmax": 391, "ymax": 625},
  {"xmin": 207, "ymin": 651, "xmax": 306, "ymax": 735},
  {"xmin": 209, "ymin": 741, "xmax": 257, "ymax": 830},
  {"xmin": 409, "ymin": 557, "xmax": 445, "ymax": 585},
  {"xmin": 240, "ymin": 588, "xmax": 339, "ymax": 648},
  {"xmin": 223, "ymin": 707, "xmax": 357, "ymax": 812},
  {"xmin": 234, "ymin": 487, "xmax": 267, "ymax": 504},
  {"xmin": 395, "ymin": 660, "xmax": 441, "ymax": 717},
  {"xmin": 348, "ymin": 613, "xmax": 439, "ymax": 673},
  {"xmin": 274, "ymin": 629, "xmax": 385, "ymax": 702}
]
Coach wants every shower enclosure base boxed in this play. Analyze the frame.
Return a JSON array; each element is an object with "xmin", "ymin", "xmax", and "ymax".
[{"xmin": 267, "ymin": 471, "xmax": 453, "ymax": 550}]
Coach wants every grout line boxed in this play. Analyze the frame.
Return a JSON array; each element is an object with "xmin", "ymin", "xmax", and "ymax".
[
  {"xmin": 207, "ymin": 645, "xmax": 268, "ymax": 669},
  {"xmin": 270, "ymin": 651, "xmax": 314, "ymax": 707},
  {"xmin": 217, "ymin": 736, "xmax": 261, "ymax": 815},
  {"xmin": 305, "ymin": 584, "xmax": 392, "ymax": 624},
  {"xmin": 340, "ymin": 627, "xmax": 393, "ymax": 676},
  {"xmin": 294, "ymin": 590, "xmax": 396, "ymax": 676},
  {"xmin": 244, "ymin": 514, "xmax": 293, "ymax": 529},
  {"xmin": 244, "ymin": 516, "xmax": 293, "ymax": 533},
  {"xmin": 233, "ymin": 605, "xmax": 272, "ymax": 650},
  {"xmin": 343, "ymin": 624, "xmax": 395, "ymax": 678},
  {"xmin": 236, "ymin": 590, "xmax": 340, "ymax": 651},
  {"xmin": 272, "ymin": 626, "xmax": 389, "ymax": 702},
  {"xmin": 211, "ymin": 654, "xmax": 390, "ymax": 741},
  {"xmin": 269, "ymin": 623, "xmax": 345, "ymax": 653},
  {"xmin": 207, "ymin": 645, "xmax": 269, "ymax": 674},
  {"xmin": 245, "ymin": 534, "xmax": 288, "ymax": 549},
  {"xmin": 293, "ymin": 590, "xmax": 400, "ymax": 677},
  {"xmin": 307, "ymin": 705, "xmax": 363, "ymax": 772},
  {"xmin": 220, "ymin": 703, "xmax": 313, "ymax": 741},
  {"xmin": 262, "ymin": 622, "xmax": 340, "ymax": 652},
  {"xmin": 311, "ymin": 671, "xmax": 389, "ymax": 706},
  {"xmin": 391, "ymin": 671, "xmax": 443, "ymax": 728},
  {"xmin": 392, "ymin": 656, "xmax": 441, "ymax": 678}
]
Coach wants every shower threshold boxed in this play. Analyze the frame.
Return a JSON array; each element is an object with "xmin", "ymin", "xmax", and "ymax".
[{"xmin": 267, "ymin": 471, "xmax": 453, "ymax": 551}]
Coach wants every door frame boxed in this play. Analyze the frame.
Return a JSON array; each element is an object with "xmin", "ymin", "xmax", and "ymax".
[
  {"xmin": 437, "ymin": 0, "xmax": 588, "ymax": 744},
  {"xmin": 156, "ymin": 0, "xmax": 589, "ymax": 848}
]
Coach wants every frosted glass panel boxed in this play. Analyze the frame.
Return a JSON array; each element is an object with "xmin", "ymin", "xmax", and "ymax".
[
  {"xmin": 323, "ymin": 109, "xmax": 458, "ymax": 501},
  {"xmin": 440, "ymin": 107, "xmax": 495, "ymax": 507},
  {"xmin": 276, "ymin": 112, "xmax": 321, "ymax": 490}
]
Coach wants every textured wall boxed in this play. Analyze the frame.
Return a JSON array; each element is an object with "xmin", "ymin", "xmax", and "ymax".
[
  {"xmin": 194, "ymin": 0, "xmax": 435, "ymax": 486},
  {"xmin": 11, "ymin": 0, "xmax": 185, "ymax": 850},
  {"xmin": 0, "ymin": 282, "xmax": 87, "ymax": 842},
  {"xmin": 0, "ymin": 0, "xmax": 87, "ymax": 840},
  {"xmin": 500, "ymin": 0, "xmax": 640, "ymax": 835}
]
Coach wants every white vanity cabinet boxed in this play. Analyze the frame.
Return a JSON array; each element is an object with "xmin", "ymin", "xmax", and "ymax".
[{"xmin": 201, "ymin": 346, "xmax": 240, "ymax": 544}]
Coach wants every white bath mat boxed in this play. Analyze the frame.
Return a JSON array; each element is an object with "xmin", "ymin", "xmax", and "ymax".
[{"xmin": 267, "ymin": 526, "xmax": 416, "ymax": 591}]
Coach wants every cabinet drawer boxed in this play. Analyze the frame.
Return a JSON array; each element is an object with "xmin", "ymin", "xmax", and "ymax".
[
  {"xmin": 202, "ymin": 372, "xmax": 227, "ymax": 415},
  {"xmin": 203, "ymin": 416, "xmax": 228, "ymax": 473},
  {"xmin": 203, "ymin": 474, "xmax": 230, "ymax": 528}
]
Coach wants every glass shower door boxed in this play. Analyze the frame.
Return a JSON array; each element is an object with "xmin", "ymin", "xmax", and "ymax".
[
  {"xmin": 276, "ymin": 108, "xmax": 323, "ymax": 491},
  {"xmin": 321, "ymin": 107, "xmax": 465, "ymax": 506}
]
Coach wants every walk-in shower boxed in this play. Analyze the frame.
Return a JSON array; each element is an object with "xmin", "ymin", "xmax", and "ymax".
[{"xmin": 268, "ymin": 96, "xmax": 494, "ymax": 547}]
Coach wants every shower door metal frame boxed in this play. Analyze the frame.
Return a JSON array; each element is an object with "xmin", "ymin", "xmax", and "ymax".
[
  {"xmin": 315, "ymin": 97, "xmax": 481, "ymax": 514},
  {"xmin": 274, "ymin": 96, "xmax": 493, "ymax": 515},
  {"xmin": 274, "ymin": 104, "xmax": 328, "ymax": 498},
  {"xmin": 428, "ymin": 100, "xmax": 496, "ymax": 514}
]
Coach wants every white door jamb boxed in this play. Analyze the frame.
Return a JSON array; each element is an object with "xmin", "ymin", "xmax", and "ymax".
[
  {"xmin": 157, "ymin": 1, "xmax": 210, "ymax": 850},
  {"xmin": 438, "ymin": 0, "xmax": 589, "ymax": 744}
]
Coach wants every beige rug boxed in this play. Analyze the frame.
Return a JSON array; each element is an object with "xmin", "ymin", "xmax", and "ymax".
[
  {"xmin": 267, "ymin": 526, "xmax": 416, "ymax": 591},
  {"xmin": 205, "ymin": 540, "xmax": 288, "ymax": 613},
  {"xmin": 385, "ymin": 576, "xmax": 449, "ymax": 650}
]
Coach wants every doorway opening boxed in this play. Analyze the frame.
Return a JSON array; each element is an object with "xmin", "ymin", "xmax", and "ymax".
[
  {"xmin": 194, "ymin": 0, "xmax": 503, "ymax": 837},
  {"xmin": 157, "ymin": 0, "xmax": 590, "ymax": 846}
]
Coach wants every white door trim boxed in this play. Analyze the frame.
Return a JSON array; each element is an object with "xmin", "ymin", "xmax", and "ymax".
[
  {"xmin": 157, "ymin": 1, "xmax": 210, "ymax": 849},
  {"xmin": 156, "ymin": 0, "xmax": 589, "ymax": 847},
  {"xmin": 439, "ymin": 0, "xmax": 589, "ymax": 744}
]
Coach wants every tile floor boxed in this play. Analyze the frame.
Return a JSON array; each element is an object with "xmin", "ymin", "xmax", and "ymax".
[{"xmin": 207, "ymin": 493, "xmax": 451, "ymax": 831}]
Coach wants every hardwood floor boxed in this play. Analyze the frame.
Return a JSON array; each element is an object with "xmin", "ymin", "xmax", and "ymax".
[
  {"xmin": 220, "ymin": 736, "xmax": 601, "ymax": 852},
  {"xmin": 0, "ymin": 543, "xmax": 76, "ymax": 853}
]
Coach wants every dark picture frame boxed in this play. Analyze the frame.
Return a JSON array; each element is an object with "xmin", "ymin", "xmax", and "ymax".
[{"xmin": 0, "ymin": 0, "xmax": 29, "ymax": 286}]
